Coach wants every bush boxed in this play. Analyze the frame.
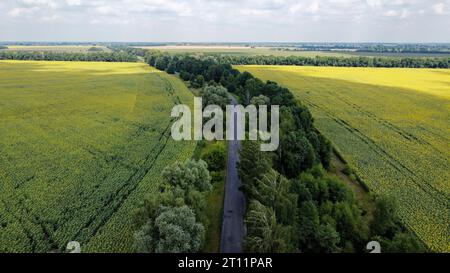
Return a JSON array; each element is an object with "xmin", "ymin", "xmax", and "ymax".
[{"xmin": 201, "ymin": 142, "xmax": 226, "ymax": 172}]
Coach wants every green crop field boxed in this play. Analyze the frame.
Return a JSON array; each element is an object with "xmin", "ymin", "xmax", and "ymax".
[
  {"xmin": 236, "ymin": 65, "xmax": 450, "ymax": 252},
  {"xmin": 0, "ymin": 60, "xmax": 196, "ymax": 253}
]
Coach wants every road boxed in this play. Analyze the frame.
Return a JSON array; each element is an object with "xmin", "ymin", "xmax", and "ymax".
[{"xmin": 220, "ymin": 97, "xmax": 246, "ymax": 253}]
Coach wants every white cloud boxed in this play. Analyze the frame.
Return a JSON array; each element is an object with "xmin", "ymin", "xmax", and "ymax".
[
  {"xmin": 66, "ymin": 0, "xmax": 82, "ymax": 6},
  {"xmin": 383, "ymin": 9, "xmax": 398, "ymax": 17},
  {"xmin": 432, "ymin": 3, "xmax": 446, "ymax": 14},
  {"xmin": 1, "ymin": 0, "xmax": 449, "ymax": 42},
  {"xmin": 8, "ymin": 7, "xmax": 40, "ymax": 17}
]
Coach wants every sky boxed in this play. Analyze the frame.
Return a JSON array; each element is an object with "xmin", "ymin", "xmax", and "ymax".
[{"xmin": 0, "ymin": 0, "xmax": 449, "ymax": 43}]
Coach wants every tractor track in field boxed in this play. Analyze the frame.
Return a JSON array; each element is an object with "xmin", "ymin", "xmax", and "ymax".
[{"xmin": 78, "ymin": 75, "xmax": 182, "ymax": 245}]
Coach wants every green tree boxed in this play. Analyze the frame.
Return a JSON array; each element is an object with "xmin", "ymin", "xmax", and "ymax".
[
  {"xmin": 280, "ymin": 131, "xmax": 316, "ymax": 178},
  {"xmin": 134, "ymin": 206, "xmax": 205, "ymax": 253},
  {"xmin": 162, "ymin": 159, "xmax": 212, "ymax": 193},
  {"xmin": 250, "ymin": 95, "xmax": 270, "ymax": 106},
  {"xmin": 238, "ymin": 140, "xmax": 272, "ymax": 195},
  {"xmin": 191, "ymin": 75, "xmax": 205, "ymax": 88},
  {"xmin": 252, "ymin": 169, "xmax": 296, "ymax": 225},
  {"xmin": 201, "ymin": 85, "xmax": 230, "ymax": 110},
  {"xmin": 371, "ymin": 196, "xmax": 401, "ymax": 238},
  {"xmin": 375, "ymin": 233, "xmax": 427, "ymax": 253},
  {"xmin": 245, "ymin": 201, "xmax": 290, "ymax": 253}
]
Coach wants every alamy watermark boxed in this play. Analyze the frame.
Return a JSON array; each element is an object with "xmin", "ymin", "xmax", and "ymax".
[{"xmin": 171, "ymin": 97, "xmax": 279, "ymax": 152}]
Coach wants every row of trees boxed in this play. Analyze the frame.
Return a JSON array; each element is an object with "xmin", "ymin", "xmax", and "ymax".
[
  {"xmin": 145, "ymin": 51, "xmax": 427, "ymax": 252},
  {"xmin": 0, "ymin": 51, "xmax": 138, "ymax": 62},
  {"xmin": 216, "ymin": 55, "xmax": 450, "ymax": 68},
  {"xmin": 279, "ymin": 43, "xmax": 450, "ymax": 54}
]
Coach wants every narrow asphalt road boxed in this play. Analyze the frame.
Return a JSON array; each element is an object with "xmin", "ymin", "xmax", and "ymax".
[{"xmin": 220, "ymin": 97, "xmax": 246, "ymax": 253}]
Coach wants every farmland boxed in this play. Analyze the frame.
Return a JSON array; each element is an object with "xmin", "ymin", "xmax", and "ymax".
[
  {"xmin": 1, "ymin": 45, "xmax": 111, "ymax": 53},
  {"xmin": 135, "ymin": 45, "xmax": 350, "ymax": 57},
  {"xmin": 0, "ymin": 60, "xmax": 196, "ymax": 252},
  {"xmin": 236, "ymin": 65, "xmax": 450, "ymax": 252}
]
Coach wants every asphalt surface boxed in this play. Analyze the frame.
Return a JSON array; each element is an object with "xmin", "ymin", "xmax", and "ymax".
[{"xmin": 220, "ymin": 97, "xmax": 246, "ymax": 253}]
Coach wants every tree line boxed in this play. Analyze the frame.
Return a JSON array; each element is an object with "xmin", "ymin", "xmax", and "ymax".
[
  {"xmin": 215, "ymin": 55, "xmax": 450, "ymax": 68},
  {"xmin": 0, "ymin": 51, "xmax": 138, "ymax": 62},
  {"xmin": 279, "ymin": 43, "xmax": 450, "ymax": 54},
  {"xmin": 138, "ymin": 51, "xmax": 427, "ymax": 252}
]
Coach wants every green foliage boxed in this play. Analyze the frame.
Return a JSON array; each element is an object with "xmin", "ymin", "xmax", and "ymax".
[
  {"xmin": 280, "ymin": 131, "xmax": 316, "ymax": 178},
  {"xmin": 191, "ymin": 75, "xmax": 205, "ymax": 88},
  {"xmin": 0, "ymin": 51, "xmax": 137, "ymax": 62},
  {"xmin": 132, "ymin": 155, "xmax": 219, "ymax": 253},
  {"xmin": 217, "ymin": 54, "xmax": 450, "ymax": 68},
  {"xmin": 201, "ymin": 142, "xmax": 227, "ymax": 172},
  {"xmin": 370, "ymin": 196, "xmax": 401, "ymax": 238},
  {"xmin": 250, "ymin": 95, "xmax": 270, "ymax": 106},
  {"xmin": 244, "ymin": 201, "xmax": 292, "ymax": 253},
  {"xmin": 134, "ymin": 206, "xmax": 204, "ymax": 253},
  {"xmin": 162, "ymin": 159, "xmax": 212, "ymax": 193},
  {"xmin": 201, "ymin": 85, "xmax": 230, "ymax": 109},
  {"xmin": 180, "ymin": 71, "xmax": 192, "ymax": 81},
  {"xmin": 237, "ymin": 140, "xmax": 272, "ymax": 195},
  {"xmin": 375, "ymin": 233, "xmax": 428, "ymax": 253}
]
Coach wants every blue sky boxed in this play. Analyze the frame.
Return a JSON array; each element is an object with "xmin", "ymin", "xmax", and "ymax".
[{"xmin": 0, "ymin": 0, "xmax": 449, "ymax": 42}]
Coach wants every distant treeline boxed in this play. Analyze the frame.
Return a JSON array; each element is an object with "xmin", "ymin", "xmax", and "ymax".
[
  {"xmin": 0, "ymin": 51, "xmax": 138, "ymax": 62},
  {"xmin": 282, "ymin": 43, "xmax": 450, "ymax": 54},
  {"xmin": 216, "ymin": 55, "xmax": 450, "ymax": 68}
]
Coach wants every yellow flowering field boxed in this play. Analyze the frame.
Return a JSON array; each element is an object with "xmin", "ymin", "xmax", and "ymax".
[
  {"xmin": 237, "ymin": 65, "xmax": 450, "ymax": 252},
  {"xmin": 0, "ymin": 61, "xmax": 196, "ymax": 252}
]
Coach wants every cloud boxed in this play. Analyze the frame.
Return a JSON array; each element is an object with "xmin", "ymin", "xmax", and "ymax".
[
  {"xmin": 432, "ymin": 3, "xmax": 446, "ymax": 14},
  {"xmin": 65, "ymin": 0, "xmax": 82, "ymax": 6},
  {"xmin": 0, "ymin": 0, "xmax": 449, "ymax": 42},
  {"xmin": 8, "ymin": 7, "xmax": 40, "ymax": 17}
]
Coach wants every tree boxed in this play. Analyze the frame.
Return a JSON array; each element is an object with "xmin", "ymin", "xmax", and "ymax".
[
  {"xmin": 280, "ymin": 131, "xmax": 316, "ymax": 178},
  {"xmin": 375, "ymin": 233, "xmax": 427, "ymax": 253},
  {"xmin": 191, "ymin": 75, "xmax": 205, "ymax": 88},
  {"xmin": 245, "ymin": 201, "xmax": 291, "ymax": 253},
  {"xmin": 166, "ymin": 63, "xmax": 176, "ymax": 74},
  {"xmin": 252, "ymin": 169, "xmax": 296, "ymax": 225},
  {"xmin": 316, "ymin": 224, "xmax": 341, "ymax": 253},
  {"xmin": 180, "ymin": 71, "xmax": 191, "ymax": 81},
  {"xmin": 162, "ymin": 159, "xmax": 212, "ymax": 193},
  {"xmin": 201, "ymin": 142, "xmax": 226, "ymax": 172},
  {"xmin": 201, "ymin": 85, "xmax": 230, "ymax": 110},
  {"xmin": 371, "ymin": 196, "xmax": 401, "ymax": 238},
  {"xmin": 250, "ymin": 95, "xmax": 270, "ymax": 106},
  {"xmin": 134, "ymin": 206, "xmax": 205, "ymax": 253},
  {"xmin": 238, "ymin": 140, "xmax": 272, "ymax": 195}
]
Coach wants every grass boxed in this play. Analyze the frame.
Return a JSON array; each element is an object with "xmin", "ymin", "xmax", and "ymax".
[
  {"xmin": 1, "ymin": 45, "xmax": 111, "ymax": 53},
  {"xmin": 0, "ymin": 60, "xmax": 196, "ymax": 253},
  {"xmin": 203, "ymin": 178, "xmax": 225, "ymax": 253},
  {"xmin": 236, "ymin": 65, "xmax": 450, "ymax": 252}
]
